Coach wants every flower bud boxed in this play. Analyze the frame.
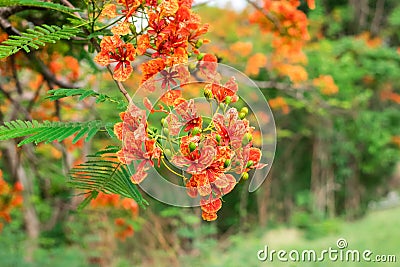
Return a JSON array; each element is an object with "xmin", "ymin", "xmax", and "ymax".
[
  {"xmin": 241, "ymin": 107, "xmax": 249, "ymax": 115},
  {"xmin": 225, "ymin": 96, "xmax": 232, "ymax": 104},
  {"xmin": 163, "ymin": 128, "xmax": 169, "ymax": 136},
  {"xmin": 164, "ymin": 149, "xmax": 172, "ymax": 158},
  {"xmin": 242, "ymin": 172, "xmax": 249, "ymax": 180},
  {"xmin": 219, "ymin": 102, "xmax": 225, "ymax": 109},
  {"xmin": 188, "ymin": 62, "xmax": 197, "ymax": 72},
  {"xmin": 244, "ymin": 133, "xmax": 252, "ymax": 142},
  {"xmin": 195, "ymin": 39, "xmax": 204, "ymax": 49},
  {"xmin": 189, "ymin": 142, "xmax": 197, "ymax": 152},
  {"xmin": 215, "ymin": 134, "xmax": 221, "ymax": 143},
  {"xmin": 242, "ymin": 133, "xmax": 253, "ymax": 145},
  {"xmin": 246, "ymin": 160, "xmax": 254, "ymax": 168},
  {"xmin": 197, "ymin": 53, "xmax": 205, "ymax": 61},
  {"xmin": 161, "ymin": 118, "xmax": 166, "ymax": 126},
  {"xmin": 203, "ymin": 88, "xmax": 213, "ymax": 100},
  {"xmin": 239, "ymin": 112, "xmax": 246, "ymax": 119},
  {"xmin": 224, "ymin": 159, "xmax": 231, "ymax": 168},
  {"xmin": 129, "ymin": 23, "xmax": 136, "ymax": 34},
  {"xmin": 163, "ymin": 119, "xmax": 169, "ymax": 128},
  {"xmin": 192, "ymin": 127, "xmax": 202, "ymax": 135}
]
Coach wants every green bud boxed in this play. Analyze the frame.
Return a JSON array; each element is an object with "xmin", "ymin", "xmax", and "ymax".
[
  {"xmin": 219, "ymin": 102, "xmax": 225, "ymax": 109},
  {"xmin": 189, "ymin": 142, "xmax": 196, "ymax": 152},
  {"xmin": 163, "ymin": 128, "xmax": 169, "ymax": 136},
  {"xmin": 239, "ymin": 112, "xmax": 246, "ymax": 120},
  {"xmin": 242, "ymin": 133, "xmax": 253, "ymax": 145},
  {"xmin": 163, "ymin": 119, "xmax": 169, "ymax": 128},
  {"xmin": 241, "ymin": 107, "xmax": 249, "ymax": 115},
  {"xmin": 242, "ymin": 172, "xmax": 249, "ymax": 180},
  {"xmin": 225, "ymin": 96, "xmax": 232, "ymax": 104},
  {"xmin": 188, "ymin": 62, "xmax": 197, "ymax": 72},
  {"xmin": 195, "ymin": 39, "xmax": 204, "ymax": 49},
  {"xmin": 197, "ymin": 53, "xmax": 205, "ymax": 61},
  {"xmin": 164, "ymin": 149, "xmax": 172, "ymax": 158},
  {"xmin": 245, "ymin": 133, "xmax": 253, "ymax": 142},
  {"xmin": 203, "ymin": 88, "xmax": 213, "ymax": 100},
  {"xmin": 224, "ymin": 159, "xmax": 231, "ymax": 168},
  {"xmin": 246, "ymin": 160, "xmax": 254, "ymax": 168},
  {"xmin": 129, "ymin": 24, "xmax": 136, "ymax": 34},
  {"xmin": 192, "ymin": 127, "xmax": 202, "ymax": 135},
  {"xmin": 161, "ymin": 118, "xmax": 166, "ymax": 126},
  {"xmin": 215, "ymin": 134, "xmax": 221, "ymax": 143}
]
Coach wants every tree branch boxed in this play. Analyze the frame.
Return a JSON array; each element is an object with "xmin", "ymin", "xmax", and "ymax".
[{"xmin": 246, "ymin": 0, "xmax": 282, "ymax": 33}]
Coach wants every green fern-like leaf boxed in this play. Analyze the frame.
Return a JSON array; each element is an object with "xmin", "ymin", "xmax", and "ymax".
[
  {"xmin": 69, "ymin": 147, "xmax": 147, "ymax": 209},
  {"xmin": 0, "ymin": 120, "xmax": 115, "ymax": 146},
  {"xmin": 47, "ymin": 89, "xmax": 127, "ymax": 108},
  {"xmin": 0, "ymin": 0, "xmax": 79, "ymax": 16},
  {"xmin": 0, "ymin": 25, "xmax": 80, "ymax": 59}
]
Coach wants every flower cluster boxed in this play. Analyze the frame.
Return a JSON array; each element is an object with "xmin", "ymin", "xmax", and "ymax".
[
  {"xmin": 114, "ymin": 57, "xmax": 266, "ymax": 221},
  {"xmin": 90, "ymin": 192, "xmax": 139, "ymax": 240},
  {"xmin": 249, "ymin": 0, "xmax": 313, "ymax": 83},
  {"xmin": 94, "ymin": 0, "xmax": 208, "ymax": 81},
  {"xmin": 0, "ymin": 170, "xmax": 23, "ymax": 232}
]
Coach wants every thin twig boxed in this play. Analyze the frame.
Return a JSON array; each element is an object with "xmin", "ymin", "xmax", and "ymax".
[
  {"xmin": 0, "ymin": 84, "xmax": 32, "ymax": 120},
  {"xmin": 246, "ymin": 0, "xmax": 282, "ymax": 33}
]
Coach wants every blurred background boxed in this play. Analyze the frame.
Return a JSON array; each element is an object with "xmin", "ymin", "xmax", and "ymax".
[{"xmin": 0, "ymin": 0, "xmax": 400, "ymax": 266}]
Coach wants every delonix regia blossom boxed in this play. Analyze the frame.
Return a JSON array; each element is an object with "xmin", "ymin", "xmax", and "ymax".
[{"xmin": 114, "ymin": 59, "xmax": 276, "ymax": 221}]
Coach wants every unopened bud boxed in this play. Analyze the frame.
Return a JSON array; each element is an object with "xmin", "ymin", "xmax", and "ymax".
[
  {"xmin": 224, "ymin": 159, "xmax": 231, "ymax": 168},
  {"xmin": 195, "ymin": 39, "xmax": 204, "ymax": 49},
  {"xmin": 241, "ymin": 107, "xmax": 249, "ymax": 115},
  {"xmin": 244, "ymin": 133, "xmax": 252, "ymax": 142},
  {"xmin": 242, "ymin": 172, "xmax": 249, "ymax": 180},
  {"xmin": 225, "ymin": 96, "xmax": 232, "ymax": 104},
  {"xmin": 242, "ymin": 133, "xmax": 253, "ymax": 145},
  {"xmin": 197, "ymin": 53, "xmax": 205, "ymax": 61},
  {"xmin": 215, "ymin": 134, "xmax": 221, "ymax": 143},
  {"xmin": 161, "ymin": 118, "xmax": 166, "ymax": 126},
  {"xmin": 239, "ymin": 112, "xmax": 246, "ymax": 119},
  {"xmin": 246, "ymin": 160, "xmax": 254, "ymax": 168},
  {"xmin": 189, "ymin": 142, "xmax": 196, "ymax": 152},
  {"xmin": 192, "ymin": 127, "xmax": 201, "ymax": 135},
  {"xmin": 163, "ymin": 119, "xmax": 169, "ymax": 128},
  {"xmin": 163, "ymin": 128, "xmax": 169, "ymax": 136},
  {"xmin": 204, "ymin": 88, "xmax": 213, "ymax": 100},
  {"xmin": 164, "ymin": 149, "xmax": 172, "ymax": 158}
]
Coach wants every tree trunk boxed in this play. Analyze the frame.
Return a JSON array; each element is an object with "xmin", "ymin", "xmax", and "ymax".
[{"xmin": 4, "ymin": 141, "xmax": 40, "ymax": 262}]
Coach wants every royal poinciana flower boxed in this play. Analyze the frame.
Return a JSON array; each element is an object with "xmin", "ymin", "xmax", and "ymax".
[
  {"xmin": 114, "ymin": 63, "xmax": 266, "ymax": 221},
  {"xmin": 94, "ymin": 35, "xmax": 135, "ymax": 81},
  {"xmin": 114, "ymin": 104, "xmax": 162, "ymax": 184},
  {"xmin": 213, "ymin": 108, "xmax": 252, "ymax": 148},
  {"xmin": 174, "ymin": 99, "xmax": 203, "ymax": 131},
  {"xmin": 95, "ymin": 0, "xmax": 209, "ymax": 82},
  {"xmin": 205, "ymin": 77, "xmax": 239, "ymax": 103}
]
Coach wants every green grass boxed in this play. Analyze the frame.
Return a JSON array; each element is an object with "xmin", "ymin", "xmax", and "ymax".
[{"xmin": 180, "ymin": 206, "xmax": 400, "ymax": 267}]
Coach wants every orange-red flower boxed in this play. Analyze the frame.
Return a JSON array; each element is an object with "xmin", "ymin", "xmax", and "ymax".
[
  {"xmin": 175, "ymin": 99, "xmax": 203, "ymax": 132},
  {"xmin": 94, "ymin": 35, "xmax": 136, "ymax": 81},
  {"xmin": 200, "ymin": 197, "xmax": 222, "ymax": 221},
  {"xmin": 141, "ymin": 58, "xmax": 166, "ymax": 83}
]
